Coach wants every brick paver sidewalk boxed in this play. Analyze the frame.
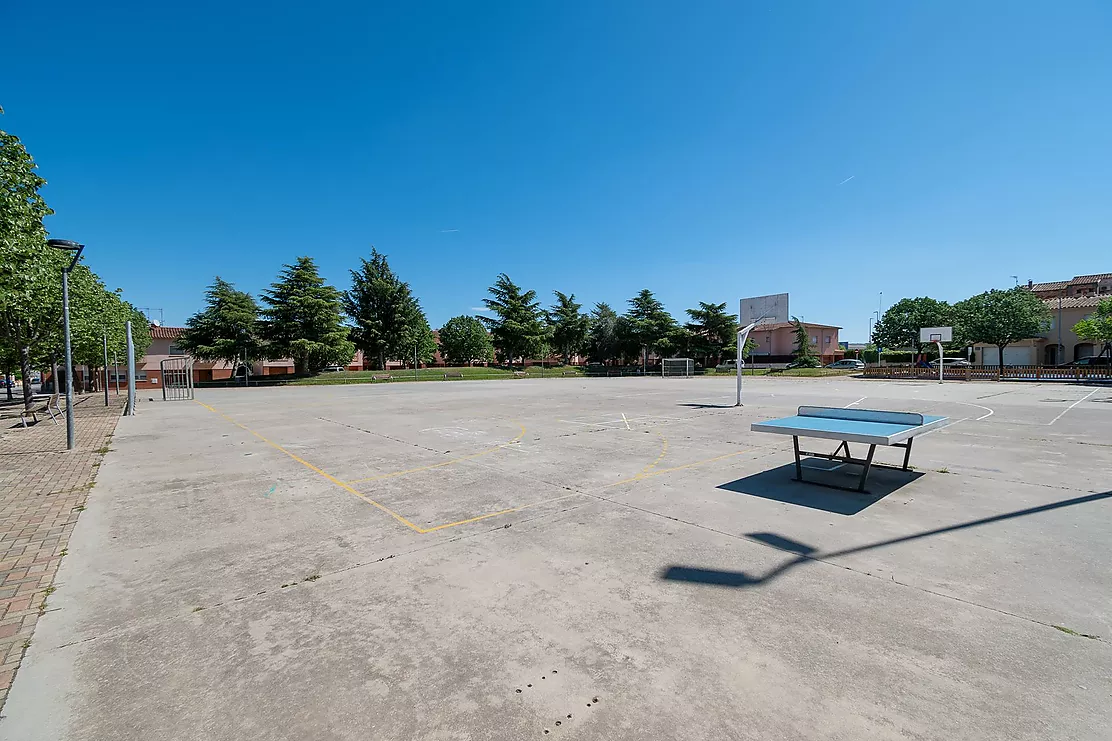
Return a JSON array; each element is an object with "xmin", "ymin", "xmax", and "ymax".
[{"xmin": 0, "ymin": 394, "xmax": 125, "ymax": 710}]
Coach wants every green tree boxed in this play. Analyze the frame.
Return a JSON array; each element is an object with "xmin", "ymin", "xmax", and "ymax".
[
  {"xmin": 343, "ymin": 248, "xmax": 427, "ymax": 370},
  {"xmin": 871, "ymin": 297, "xmax": 955, "ymax": 354},
  {"xmin": 0, "ymin": 122, "xmax": 67, "ymax": 408},
  {"xmin": 547, "ymin": 291, "xmax": 589, "ymax": 364},
  {"xmin": 178, "ymin": 277, "xmax": 262, "ymax": 369},
  {"xmin": 438, "ymin": 315, "xmax": 493, "ymax": 366},
  {"xmin": 624, "ymin": 289, "xmax": 677, "ymax": 368},
  {"xmin": 684, "ymin": 301, "xmax": 737, "ymax": 366},
  {"xmin": 790, "ymin": 316, "xmax": 820, "ymax": 367},
  {"xmin": 260, "ymin": 257, "xmax": 355, "ymax": 374},
  {"xmin": 955, "ymin": 287, "xmax": 1051, "ymax": 366},
  {"xmin": 1072, "ymin": 298, "xmax": 1112, "ymax": 357},
  {"xmin": 586, "ymin": 302, "xmax": 621, "ymax": 364},
  {"xmin": 479, "ymin": 274, "xmax": 548, "ymax": 367}
]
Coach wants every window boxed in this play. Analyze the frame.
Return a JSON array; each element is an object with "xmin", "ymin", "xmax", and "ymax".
[
  {"xmin": 168, "ymin": 344, "xmax": 183, "ymax": 355},
  {"xmin": 825, "ymin": 335, "xmax": 832, "ymax": 344},
  {"xmin": 810, "ymin": 335, "xmax": 818, "ymax": 344}
]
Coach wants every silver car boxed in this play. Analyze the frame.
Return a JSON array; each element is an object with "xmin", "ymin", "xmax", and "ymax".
[{"xmin": 825, "ymin": 359, "xmax": 865, "ymax": 369}]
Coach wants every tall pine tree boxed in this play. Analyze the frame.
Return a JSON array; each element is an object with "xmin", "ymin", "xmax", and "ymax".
[
  {"xmin": 625, "ymin": 289, "xmax": 676, "ymax": 368},
  {"xmin": 480, "ymin": 274, "xmax": 548, "ymax": 367},
  {"xmin": 260, "ymin": 257, "xmax": 355, "ymax": 374},
  {"xmin": 178, "ymin": 277, "xmax": 263, "ymax": 368},
  {"xmin": 343, "ymin": 248, "xmax": 428, "ymax": 370},
  {"xmin": 547, "ymin": 291, "xmax": 589, "ymax": 365}
]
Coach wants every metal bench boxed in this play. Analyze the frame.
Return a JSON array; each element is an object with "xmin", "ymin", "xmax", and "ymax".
[
  {"xmin": 443, "ymin": 371, "xmax": 464, "ymax": 379},
  {"xmin": 0, "ymin": 393, "xmax": 61, "ymax": 428},
  {"xmin": 371, "ymin": 374, "xmax": 392, "ymax": 381}
]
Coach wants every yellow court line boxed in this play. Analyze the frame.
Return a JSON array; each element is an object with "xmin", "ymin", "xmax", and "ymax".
[
  {"xmin": 194, "ymin": 401, "xmax": 424, "ymax": 532},
  {"xmin": 419, "ymin": 493, "xmax": 582, "ymax": 533},
  {"xmin": 606, "ymin": 450, "xmax": 749, "ymax": 488},
  {"xmin": 640, "ymin": 429, "xmax": 669, "ymax": 473},
  {"xmin": 346, "ymin": 423, "xmax": 527, "ymax": 484}
]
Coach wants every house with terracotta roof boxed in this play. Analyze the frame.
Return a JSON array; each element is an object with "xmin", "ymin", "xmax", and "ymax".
[
  {"xmin": 745, "ymin": 320, "xmax": 843, "ymax": 364},
  {"xmin": 969, "ymin": 276, "xmax": 1110, "ymax": 366}
]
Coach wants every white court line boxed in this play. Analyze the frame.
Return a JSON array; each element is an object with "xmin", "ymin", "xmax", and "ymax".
[
  {"xmin": 953, "ymin": 401, "xmax": 994, "ymax": 421},
  {"xmin": 917, "ymin": 416, "xmax": 971, "ymax": 437},
  {"xmin": 1047, "ymin": 389, "xmax": 1097, "ymax": 426},
  {"xmin": 559, "ymin": 419, "xmax": 625, "ymax": 428},
  {"xmin": 621, "ymin": 412, "xmax": 631, "ymax": 430},
  {"xmin": 845, "ymin": 397, "xmax": 867, "ymax": 408}
]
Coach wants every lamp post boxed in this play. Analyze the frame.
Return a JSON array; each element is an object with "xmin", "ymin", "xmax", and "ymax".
[{"xmin": 47, "ymin": 239, "xmax": 85, "ymax": 451}]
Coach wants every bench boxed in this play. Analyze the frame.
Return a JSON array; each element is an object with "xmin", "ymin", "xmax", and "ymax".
[
  {"xmin": 512, "ymin": 371, "xmax": 527, "ymax": 378},
  {"xmin": 562, "ymin": 370, "xmax": 579, "ymax": 376},
  {"xmin": 371, "ymin": 374, "xmax": 392, "ymax": 381},
  {"xmin": 0, "ymin": 394, "xmax": 61, "ymax": 428},
  {"xmin": 443, "ymin": 371, "xmax": 464, "ymax": 380}
]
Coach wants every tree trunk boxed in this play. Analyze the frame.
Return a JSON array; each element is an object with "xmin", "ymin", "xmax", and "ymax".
[
  {"xmin": 998, "ymin": 344, "xmax": 1007, "ymax": 368},
  {"xmin": 19, "ymin": 348, "xmax": 34, "ymax": 409}
]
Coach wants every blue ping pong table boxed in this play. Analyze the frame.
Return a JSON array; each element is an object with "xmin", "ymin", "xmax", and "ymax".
[{"xmin": 751, "ymin": 406, "xmax": 948, "ymax": 492}]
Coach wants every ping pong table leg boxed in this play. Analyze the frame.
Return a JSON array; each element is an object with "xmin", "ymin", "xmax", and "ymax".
[
  {"xmin": 792, "ymin": 436, "xmax": 803, "ymax": 481},
  {"xmin": 901, "ymin": 438, "xmax": 914, "ymax": 471},
  {"xmin": 856, "ymin": 444, "xmax": 876, "ymax": 492}
]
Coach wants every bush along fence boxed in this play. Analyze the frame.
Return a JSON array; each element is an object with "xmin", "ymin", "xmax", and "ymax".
[{"xmin": 861, "ymin": 365, "xmax": 1112, "ymax": 382}]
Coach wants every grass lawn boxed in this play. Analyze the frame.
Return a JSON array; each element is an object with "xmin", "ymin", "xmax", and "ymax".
[{"xmin": 291, "ymin": 365, "xmax": 585, "ymax": 385}]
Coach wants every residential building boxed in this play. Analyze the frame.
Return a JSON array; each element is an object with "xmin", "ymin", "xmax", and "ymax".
[
  {"xmin": 972, "ymin": 295, "xmax": 1108, "ymax": 366},
  {"xmin": 746, "ymin": 321, "xmax": 843, "ymax": 364},
  {"xmin": 1028, "ymin": 274, "xmax": 1112, "ymax": 300},
  {"xmin": 969, "ymin": 275, "xmax": 1110, "ymax": 365}
]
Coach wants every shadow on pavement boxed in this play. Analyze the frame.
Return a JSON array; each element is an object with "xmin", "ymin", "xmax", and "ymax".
[
  {"xmin": 716, "ymin": 463, "xmax": 924, "ymax": 515},
  {"xmin": 662, "ymin": 491, "xmax": 1112, "ymax": 589}
]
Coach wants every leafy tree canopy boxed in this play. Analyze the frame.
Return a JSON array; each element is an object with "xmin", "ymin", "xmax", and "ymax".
[
  {"xmin": 586, "ymin": 302, "xmax": 621, "ymax": 364},
  {"xmin": 260, "ymin": 256, "xmax": 355, "ymax": 374},
  {"xmin": 1072, "ymin": 298, "xmax": 1112, "ymax": 356},
  {"xmin": 955, "ymin": 287, "xmax": 1051, "ymax": 365},
  {"xmin": 178, "ymin": 277, "xmax": 262, "ymax": 367},
  {"xmin": 438, "ymin": 315, "xmax": 493, "ymax": 366},
  {"xmin": 871, "ymin": 297, "xmax": 955, "ymax": 353}
]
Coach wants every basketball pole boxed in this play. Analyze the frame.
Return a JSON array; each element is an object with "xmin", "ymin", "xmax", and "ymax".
[
  {"xmin": 936, "ymin": 341, "xmax": 944, "ymax": 384},
  {"xmin": 735, "ymin": 320, "xmax": 759, "ymax": 406}
]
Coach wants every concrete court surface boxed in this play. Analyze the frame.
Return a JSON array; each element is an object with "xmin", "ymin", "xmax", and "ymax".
[{"xmin": 3, "ymin": 376, "xmax": 1110, "ymax": 740}]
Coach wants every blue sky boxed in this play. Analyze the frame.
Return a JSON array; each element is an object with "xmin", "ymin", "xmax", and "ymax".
[{"xmin": 5, "ymin": 1, "xmax": 1110, "ymax": 340}]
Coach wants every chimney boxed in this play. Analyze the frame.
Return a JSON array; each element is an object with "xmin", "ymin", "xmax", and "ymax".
[{"xmin": 1027, "ymin": 279, "xmax": 1032, "ymax": 288}]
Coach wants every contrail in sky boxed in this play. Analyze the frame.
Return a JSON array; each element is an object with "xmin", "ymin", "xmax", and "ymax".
[
  {"xmin": 440, "ymin": 228, "xmax": 459, "ymax": 233},
  {"xmin": 837, "ymin": 175, "xmax": 855, "ymax": 186}
]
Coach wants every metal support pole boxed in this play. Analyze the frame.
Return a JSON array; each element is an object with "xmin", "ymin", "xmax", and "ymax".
[
  {"xmin": 102, "ymin": 333, "xmax": 110, "ymax": 406},
  {"xmin": 62, "ymin": 270, "xmax": 75, "ymax": 450},
  {"xmin": 126, "ymin": 321, "xmax": 136, "ymax": 416},
  {"xmin": 113, "ymin": 353, "xmax": 120, "ymax": 395},
  {"xmin": 414, "ymin": 343, "xmax": 418, "ymax": 382},
  {"xmin": 936, "ymin": 340, "xmax": 944, "ymax": 384}
]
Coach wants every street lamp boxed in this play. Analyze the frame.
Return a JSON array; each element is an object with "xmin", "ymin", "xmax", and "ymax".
[{"xmin": 47, "ymin": 239, "xmax": 84, "ymax": 451}]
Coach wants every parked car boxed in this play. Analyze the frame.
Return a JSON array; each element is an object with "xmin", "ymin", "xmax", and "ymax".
[
  {"xmin": 825, "ymin": 359, "xmax": 865, "ymax": 370},
  {"xmin": 319, "ymin": 365, "xmax": 345, "ymax": 373},
  {"xmin": 1060, "ymin": 356, "xmax": 1111, "ymax": 367},
  {"xmin": 715, "ymin": 360, "xmax": 738, "ymax": 372},
  {"xmin": 929, "ymin": 358, "xmax": 972, "ymax": 368}
]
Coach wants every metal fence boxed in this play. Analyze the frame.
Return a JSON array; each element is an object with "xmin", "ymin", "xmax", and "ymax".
[
  {"xmin": 861, "ymin": 364, "xmax": 1112, "ymax": 382},
  {"xmin": 160, "ymin": 356, "xmax": 195, "ymax": 400}
]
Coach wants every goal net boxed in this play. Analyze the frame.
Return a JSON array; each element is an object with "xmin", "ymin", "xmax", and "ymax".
[{"xmin": 662, "ymin": 358, "xmax": 694, "ymax": 378}]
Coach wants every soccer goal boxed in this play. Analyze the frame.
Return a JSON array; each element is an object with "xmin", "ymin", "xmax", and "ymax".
[{"xmin": 662, "ymin": 358, "xmax": 695, "ymax": 378}]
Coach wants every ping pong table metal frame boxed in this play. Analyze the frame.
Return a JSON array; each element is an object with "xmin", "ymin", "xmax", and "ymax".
[
  {"xmin": 752, "ymin": 406, "xmax": 948, "ymax": 494},
  {"xmin": 790, "ymin": 436, "xmax": 914, "ymax": 493}
]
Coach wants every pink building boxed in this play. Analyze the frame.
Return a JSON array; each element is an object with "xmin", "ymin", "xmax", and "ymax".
[{"xmin": 747, "ymin": 321, "xmax": 843, "ymax": 364}]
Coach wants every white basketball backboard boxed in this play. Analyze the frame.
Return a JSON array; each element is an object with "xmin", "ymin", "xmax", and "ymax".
[
  {"xmin": 920, "ymin": 326, "xmax": 953, "ymax": 343},
  {"xmin": 740, "ymin": 293, "xmax": 789, "ymax": 326}
]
